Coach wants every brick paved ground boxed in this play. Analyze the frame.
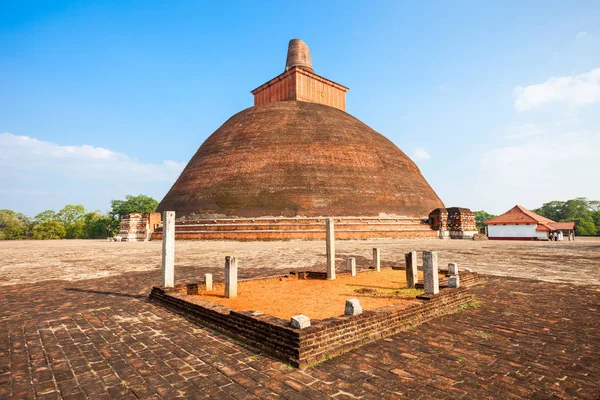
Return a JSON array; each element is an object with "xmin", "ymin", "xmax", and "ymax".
[{"xmin": 1, "ymin": 265, "xmax": 599, "ymax": 399}]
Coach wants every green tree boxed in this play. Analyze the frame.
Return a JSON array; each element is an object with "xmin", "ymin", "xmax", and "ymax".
[
  {"xmin": 110, "ymin": 194, "xmax": 158, "ymax": 218},
  {"xmin": 83, "ymin": 212, "xmax": 120, "ymax": 238},
  {"xmin": 0, "ymin": 209, "xmax": 33, "ymax": 240},
  {"xmin": 32, "ymin": 221, "xmax": 67, "ymax": 239},
  {"xmin": 34, "ymin": 210, "xmax": 59, "ymax": 223},
  {"xmin": 534, "ymin": 198, "xmax": 598, "ymax": 236},
  {"xmin": 474, "ymin": 210, "xmax": 496, "ymax": 229},
  {"xmin": 575, "ymin": 220, "xmax": 596, "ymax": 236},
  {"xmin": 562, "ymin": 198, "xmax": 592, "ymax": 221},
  {"xmin": 57, "ymin": 204, "xmax": 87, "ymax": 239},
  {"xmin": 533, "ymin": 201, "xmax": 565, "ymax": 221}
]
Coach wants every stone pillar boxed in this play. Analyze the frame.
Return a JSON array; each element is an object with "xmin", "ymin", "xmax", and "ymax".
[
  {"xmin": 347, "ymin": 257, "xmax": 356, "ymax": 276},
  {"xmin": 405, "ymin": 251, "xmax": 418, "ymax": 288},
  {"xmin": 345, "ymin": 298, "xmax": 362, "ymax": 315},
  {"xmin": 448, "ymin": 262, "xmax": 458, "ymax": 275},
  {"xmin": 161, "ymin": 211, "xmax": 175, "ymax": 288},
  {"xmin": 373, "ymin": 248, "xmax": 381, "ymax": 272},
  {"xmin": 448, "ymin": 275, "xmax": 460, "ymax": 288},
  {"xmin": 225, "ymin": 256, "xmax": 238, "ymax": 298},
  {"xmin": 326, "ymin": 218, "xmax": 336, "ymax": 280},
  {"xmin": 291, "ymin": 315, "xmax": 311, "ymax": 329},
  {"xmin": 205, "ymin": 273, "xmax": 213, "ymax": 291},
  {"xmin": 422, "ymin": 251, "xmax": 439, "ymax": 294}
]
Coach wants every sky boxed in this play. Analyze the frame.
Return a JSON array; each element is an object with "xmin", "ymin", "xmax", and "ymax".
[{"xmin": 1, "ymin": 0, "xmax": 599, "ymax": 216}]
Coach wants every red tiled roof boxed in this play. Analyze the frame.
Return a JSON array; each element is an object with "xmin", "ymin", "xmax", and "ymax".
[
  {"xmin": 549, "ymin": 222, "xmax": 575, "ymax": 230},
  {"xmin": 536, "ymin": 223, "xmax": 553, "ymax": 232},
  {"xmin": 485, "ymin": 205, "xmax": 555, "ymax": 225}
]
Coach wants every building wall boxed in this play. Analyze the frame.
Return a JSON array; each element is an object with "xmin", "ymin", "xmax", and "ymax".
[
  {"xmin": 488, "ymin": 224, "xmax": 547, "ymax": 239},
  {"xmin": 252, "ymin": 68, "xmax": 348, "ymax": 111},
  {"xmin": 429, "ymin": 207, "xmax": 477, "ymax": 239},
  {"xmin": 118, "ymin": 212, "xmax": 161, "ymax": 242},
  {"xmin": 252, "ymin": 72, "xmax": 296, "ymax": 106},
  {"xmin": 295, "ymin": 70, "xmax": 346, "ymax": 111}
]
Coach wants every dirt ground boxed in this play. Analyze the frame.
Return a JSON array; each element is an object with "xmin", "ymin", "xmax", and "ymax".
[
  {"xmin": 0, "ymin": 237, "xmax": 599, "ymax": 286},
  {"xmin": 192, "ymin": 268, "xmax": 424, "ymax": 320}
]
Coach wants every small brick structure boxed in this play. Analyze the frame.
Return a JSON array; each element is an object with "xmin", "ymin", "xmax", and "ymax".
[
  {"xmin": 429, "ymin": 207, "xmax": 478, "ymax": 239},
  {"xmin": 118, "ymin": 212, "xmax": 161, "ymax": 242},
  {"xmin": 149, "ymin": 269, "xmax": 479, "ymax": 368}
]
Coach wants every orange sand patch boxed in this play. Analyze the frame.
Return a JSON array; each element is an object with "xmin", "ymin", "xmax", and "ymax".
[{"xmin": 191, "ymin": 268, "xmax": 435, "ymax": 320}]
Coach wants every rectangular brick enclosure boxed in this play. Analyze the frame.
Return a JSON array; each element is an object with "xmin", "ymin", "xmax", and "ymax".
[{"xmin": 149, "ymin": 270, "xmax": 479, "ymax": 368}]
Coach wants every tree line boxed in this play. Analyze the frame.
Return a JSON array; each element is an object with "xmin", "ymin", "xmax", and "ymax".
[
  {"xmin": 0, "ymin": 194, "xmax": 158, "ymax": 240},
  {"xmin": 475, "ymin": 197, "xmax": 600, "ymax": 236}
]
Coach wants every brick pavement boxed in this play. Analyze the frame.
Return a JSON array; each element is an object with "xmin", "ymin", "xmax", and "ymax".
[{"xmin": 1, "ymin": 265, "xmax": 599, "ymax": 399}]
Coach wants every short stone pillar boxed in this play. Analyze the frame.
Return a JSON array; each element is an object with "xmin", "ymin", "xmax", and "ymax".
[
  {"xmin": 344, "ymin": 298, "xmax": 363, "ymax": 316},
  {"xmin": 347, "ymin": 257, "xmax": 357, "ymax": 276},
  {"xmin": 290, "ymin": 315, "xmax": 311, "ymax": 329},
  {"xmin": 373, "ymin": 248, "xmax": 381, "ymax": 272},
  {"xmin": 224, "ymin": 256, "xmax": 238, "ymax": 298},
  {"xmin": 405, "ymin": 251, "xmax": 418, "ymax": 288},
  {"xmin": 448, "ymin": 275, "xmax": 460, "ymax": 288},
  {"xmin": 161, "ymin": 211, "xmax": 175, "ymax": 288},
  {"xmin": 448, "ymin": 262, "xmax": 459, "ymax": 275},
  {"xmin": 326, "ymin": 218, "xmax": 336, "ymax": 280},
  {"xmin": 205, "ymin": 273, "xmax": 213, "ymax": 291},
  {"xmin": 422, "ymin": 251, "xmax": 439, "ymax": 295}
]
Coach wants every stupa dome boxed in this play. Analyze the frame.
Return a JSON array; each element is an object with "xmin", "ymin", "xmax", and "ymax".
[{"xmin": 157, "ymin": 101, "xmax": 444, "ymax": 218}]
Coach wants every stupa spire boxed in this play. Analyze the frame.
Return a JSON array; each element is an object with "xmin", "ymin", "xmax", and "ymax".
[{"xmin": 285, "ymin": 38, "xmax": 313, "ymax": 73}]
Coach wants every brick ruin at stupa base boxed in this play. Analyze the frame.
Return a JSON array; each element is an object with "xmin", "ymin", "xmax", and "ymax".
[{"xmin": 149, "ymin": 39, "xmax": 476, "ymax": 241}]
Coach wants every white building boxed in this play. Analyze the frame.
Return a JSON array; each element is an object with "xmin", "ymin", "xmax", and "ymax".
[{"xmin": 485, "ymin": 205, "xmax": 575, "ymax": 241}]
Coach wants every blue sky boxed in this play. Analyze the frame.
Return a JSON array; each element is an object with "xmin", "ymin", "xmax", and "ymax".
[{"xmin": 1, "ymin": 0, "xmax": 599, "ymax": 216}]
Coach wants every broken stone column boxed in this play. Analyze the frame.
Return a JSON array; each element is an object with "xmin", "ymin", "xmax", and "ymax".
[
  {"xmin": 448, "ymin": 262, "xmax": 458, "ymax": 275},
  {"xmin": 448, "ymin": 275, "xmax": 460, "ymax": 288},
  {"xmin": 373, "ymin": 248, "xmax": 381, "ymax": 272},
  {"xmin": 422, "ymin": 251, "xmax": 439, "ymax": 295},
  {"xmin": 344, "ymin": 298, "xmax": 363, "ymax": 316},
  {"xmin": 405, "ymin": 251, "xmax": 418, "ymax": 288},
  {"xmin": 205, "ymin": 273, "xmax": 213, "ymax": 291},
  {"xmin": 161, "ymin": 211, "xmax": 175, "ymax": 288},
  {"xmin": 326, "ymin": 218, "xmax": 336, "ymax": 280},
  {"xmin": 347, "ymin": 257, "xmax": 357, "ymax": 276},
  {"xmin": 224, "ymin": 256, "xmax": 238, "ymax": 298},
  {"xmin": 290, "ymin": 314, "xmax": 311, "ymax": 329}
]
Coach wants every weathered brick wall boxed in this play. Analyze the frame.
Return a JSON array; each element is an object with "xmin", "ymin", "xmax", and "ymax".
[
  {"xmin": 149, "ymin": 272, "xmax": 478, "ymax": 368},
  {"xmin": 151, "ymin": 217, "xmax": 439, "ymax": 241},
  {"xmin": 429, "ymin": 208, "xmax": 477, "ymax": 239},
  {"xmin": 251, "ymin": 68, "xmax": 348, "ymax": 111},
  {"xmin": 119, "ymin": 212, "xmax": 161, "ymax": 242}
]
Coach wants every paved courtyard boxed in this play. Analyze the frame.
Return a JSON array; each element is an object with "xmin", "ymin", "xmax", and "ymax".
[{"xmin": 1, "ymin": 238, "xmax": 599, "ymax": 399}]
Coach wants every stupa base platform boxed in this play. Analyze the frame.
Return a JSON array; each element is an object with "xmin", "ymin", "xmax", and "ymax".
[{"xmin": 150, "ymin": 217, "xmax": 439, "ymax": 241}]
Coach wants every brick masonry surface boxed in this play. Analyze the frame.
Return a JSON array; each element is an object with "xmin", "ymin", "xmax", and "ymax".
[
  {"xmin": 1, "ymin": 264, "xmax": 599, "ymax": 399},
  {"xmin": 149, "ymin": 271, "xmax": 479, "ymax": 368}
]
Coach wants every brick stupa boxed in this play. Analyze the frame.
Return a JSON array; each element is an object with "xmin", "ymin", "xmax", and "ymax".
[{"xmin": 157, "ymin": 39, "xmax": 444, "ymax": 218}]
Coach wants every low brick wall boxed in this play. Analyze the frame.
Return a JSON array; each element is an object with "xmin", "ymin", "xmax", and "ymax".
[
  {"xmin": 149, "ymin": 272, "xmax": 478, "ymax": 368},
  {"xmin": 150, "ymin": 217, "xmax": 439, "ymax": 241}
]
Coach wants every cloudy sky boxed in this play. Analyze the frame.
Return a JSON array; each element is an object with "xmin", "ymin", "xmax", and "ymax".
[{"xmin": 1, "ymin": 1, "xmax": 599, "ymax": 216}]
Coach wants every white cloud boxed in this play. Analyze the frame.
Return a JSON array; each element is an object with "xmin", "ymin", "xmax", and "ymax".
[
  {"xmin": 576, "ymin": 31, "xmax": 587, "ymax": 40},
  {"xmin": 504, "ymin": 124, "xmax": 545, "ymax": 139},
  {"xmin": 477, "ymin": 130, "xmax": 600, "ymax": 212},
  {"xmin": 0, "ymin": 132, "xmax": 185, "ymax": 214},
  {"xmin": 514, "ymin": 68, "xmax": 600, "ymax": 111},
  {"xmin": 413, "ymin": 148, "xmax": 431, "ymax": 160}
]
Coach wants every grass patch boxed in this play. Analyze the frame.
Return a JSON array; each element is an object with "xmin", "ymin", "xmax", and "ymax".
[
  {"xmin": 476, "ymin": 330, "xmax": 491, "ymax": 340},
  {"xmin": 279, "ymin": 364, "xmax": 295, "ymax": 373},
  {"xmin": 457, "ymin": 300, "xmax": 481, "ymax": 311},
  {"xmin": 390, "ymin": 288, "xmax": 423, "ymax": 298}
]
